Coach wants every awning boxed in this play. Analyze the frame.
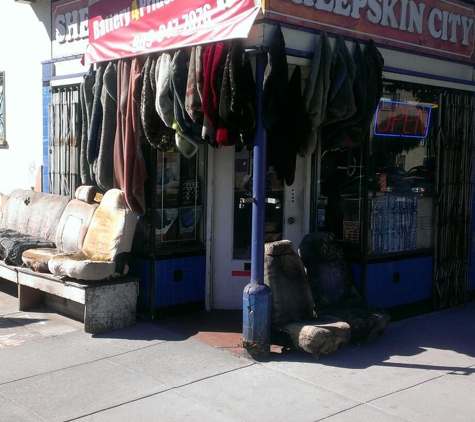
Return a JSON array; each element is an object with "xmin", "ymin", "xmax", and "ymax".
[{"xmin": 84, "ymin": 0, "xmax": 261, "ymax": 64}]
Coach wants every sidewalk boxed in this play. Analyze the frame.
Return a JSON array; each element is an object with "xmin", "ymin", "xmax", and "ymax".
[{"xmin": 1, "ymin": 278, "xmax": 475, "ymax": 422}]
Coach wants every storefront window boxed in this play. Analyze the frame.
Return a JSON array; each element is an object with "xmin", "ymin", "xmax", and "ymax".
[
  {"xmin": 136, "ymin": 147, "xmax": 205, "ymax": 254},
  {"xmin": 320, "ymin": 80, "xmax": 439, "ymax": 255}
]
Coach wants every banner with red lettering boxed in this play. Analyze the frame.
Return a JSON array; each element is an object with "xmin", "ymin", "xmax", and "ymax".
[
  {"xmin": 263, "ymin": 0, "xmax": 475, "ymax": 63},
  {"xmin": 84, "ymin": 0, "xmax": 261, "ymax": 64}
]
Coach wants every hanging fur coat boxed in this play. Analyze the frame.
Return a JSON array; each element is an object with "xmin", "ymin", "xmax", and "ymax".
[
  {"xmin": 262, "ymin": 25, "xmax": 288, "ymax": 133},
  {"xmin": 113, "ymin": 58, "xmax": 148, "ymax": 216},
  {"xmin": 321, "ymin": 36, "xmax": 357, "ymax": 150},
  {"xmin": 87, "ymin": 63, "xmax": 105, "ymax": 168},
  {"xmin": 202, "ymin": 42, "xmax": 227, "ymax": 147},
  {"xmin": 171, "ymin": 50, "xmax": 193, "ymax": 134},
  {"xmin": 263, "ymin": 26, "xmax": 311, "ymax": 186},
  {"xmin": 334, "ymin": 41, "xmax": 368, "ymax": 147},
  {"xmin": 79, "ymin": 66, "xmax": 95, "ymax": 186},
  {"xmin": 140, "ymin": 55, "xmax": 169, "ymax": 150},
  {"xmin": 155, "ymin": 53, "xmax": 175, "ymax": 129},
  {"xmin": 219, "ymin": 40, "xmax": 256, "ymax": 150},
  {"xmin": 185, "ymin": 46, "xmax": 204, "ymax": 125},
  {"xmin": 346, "ymin": 39, "xmax": 384, "ymax": 145},
  {"xmin": 267, "ymin": 66, "xmax": 311, "ymax": 186},
  {"xmin": 300, "ymin": 31, "xmax": 332, "ymax": 157},
  {"xmin": 96, "ymin": 61, "xmax": 117, "ymax": 191}
]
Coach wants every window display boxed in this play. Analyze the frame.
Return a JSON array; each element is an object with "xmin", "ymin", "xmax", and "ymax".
[
  {"xmin": 135, "ymin": 147, "xmax": 205, "ymax": 254},
  {"xmin": 319, "ymin": 80, "xmax": 439, "ymax": 255}
]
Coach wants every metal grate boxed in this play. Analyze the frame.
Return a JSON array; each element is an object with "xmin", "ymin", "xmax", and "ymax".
[
  {"xmin": 49, "ymin": 86, "xmax": 80, "ymax": 198},
  {"xmin": 434, "ymin": 93, "xmax": 475, "ymax": 308}
]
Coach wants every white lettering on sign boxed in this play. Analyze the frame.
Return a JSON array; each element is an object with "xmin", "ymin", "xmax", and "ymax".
[
  {"xmin": 290, "ymin": 0, "xmax": 474, "ymax": 47},
  {"xmin": 131, "ymin": 4, "xmax": 212, "ymax": 51},
  {"xmin": 138, "ymin": 0, "xmax": 174, "ymax": 16},
  {"xmin": 92, "ymin": 8, "xmax": 131, "ymax": 40},
  {"xmin": 54, "ymin": 7, "xmax": 88, "ymax": 43},
  {"xmin": 92, "ymin": 0, "xmax": 176, "ymax": 40}
]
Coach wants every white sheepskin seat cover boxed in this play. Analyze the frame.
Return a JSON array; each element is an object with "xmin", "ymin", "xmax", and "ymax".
[{"xmin": 48, "ymin": 189, "xmax": 137, "ymax": 281}]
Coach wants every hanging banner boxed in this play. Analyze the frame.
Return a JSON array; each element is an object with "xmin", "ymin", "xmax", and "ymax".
[
  {"xmin": 263, "ymin": 0, "xmax": 475, "ymax": 63},
  {"xmin": 84, "ymin": 0, "xmax": 261, "ymax": 63}
]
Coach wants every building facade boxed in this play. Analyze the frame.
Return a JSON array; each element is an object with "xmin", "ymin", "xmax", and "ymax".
[{"xmin": 3, "ymin": 0, "xmax": 475, "ymax": 320}]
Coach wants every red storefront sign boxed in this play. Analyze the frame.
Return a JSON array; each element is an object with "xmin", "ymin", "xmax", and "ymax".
[
  {"xmin": 84, "ymin": 0, "xmax": 261, "ymax": 64},
  {"xmin": 263, "ymin": 0, "xmax": 475, "ymax": 63}
]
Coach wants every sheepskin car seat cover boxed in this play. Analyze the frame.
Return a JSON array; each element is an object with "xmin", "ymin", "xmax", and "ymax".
[
  {"xmin": 22, "ymin": 198, "xmax": 98, "ymax": 272},
  {"xmin": 48, "ymin": 189, "xmax": 136, "ymax": 281}
]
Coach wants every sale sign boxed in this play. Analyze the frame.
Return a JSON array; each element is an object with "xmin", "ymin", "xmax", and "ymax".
[
  {"xmin": 84, "ymin": 0, "xmax": 261, "ymax": 63},
  {"xmin": 373, "ymin": 100, "xmax": 433, "ymax": 138}
]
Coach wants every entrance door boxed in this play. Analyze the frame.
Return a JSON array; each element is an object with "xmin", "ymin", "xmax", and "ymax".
[{"xmin": 210, "ymin": 147, "xmax": 309, "ymax": 309}]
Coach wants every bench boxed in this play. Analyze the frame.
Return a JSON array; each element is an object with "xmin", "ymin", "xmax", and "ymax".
[{"xmin": 0, "ymin": 187, "xmax": 140, "ymax": 334}]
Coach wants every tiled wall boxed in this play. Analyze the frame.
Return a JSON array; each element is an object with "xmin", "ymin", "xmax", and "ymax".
[
  {"xmin": 154, "ymin": 255, "xmax": 206, "ymax": 307},
  {"xmin": 41, "ymin": 80, "xmax": 50, "ymax": 193}
]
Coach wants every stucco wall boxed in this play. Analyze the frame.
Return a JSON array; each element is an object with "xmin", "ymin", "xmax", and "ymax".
[{"xmin": 0, "ymin": 1, "xmax": 51, "ymax": 194}]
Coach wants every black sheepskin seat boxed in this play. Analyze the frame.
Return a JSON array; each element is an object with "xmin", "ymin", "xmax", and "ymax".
[
  {"xmin": 299, "ymin": 232, "xmax": 390, "ymax": 343},
  {"xmin": 264, "ymin": 240, "xmax": 351, "ymax": 357}
]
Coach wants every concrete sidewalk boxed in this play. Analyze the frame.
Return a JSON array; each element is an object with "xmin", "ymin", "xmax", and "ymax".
[{"xmin": 1, "ymin": 279, "xmax": 475, "ymax": 422}]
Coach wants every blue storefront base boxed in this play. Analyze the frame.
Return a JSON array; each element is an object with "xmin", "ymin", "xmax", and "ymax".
[
  {"xmin": 350, "ymin": 256, "xmax": 433, "ymax": 309},
  {"xmin": 128, "ymin": 253, "xmax": 206, "ymax": 319}
]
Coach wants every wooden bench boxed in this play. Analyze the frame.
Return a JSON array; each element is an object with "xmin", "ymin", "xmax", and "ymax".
[
  {"xmin": 0, "ymin": 188, "xmax": 140, "ymax": 334},
  {"xmin": 3, "ymin": 264, "xmax": 139, "ymax": 334}
]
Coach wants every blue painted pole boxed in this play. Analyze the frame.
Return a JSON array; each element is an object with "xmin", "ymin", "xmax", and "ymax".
[{"xmin": 242, "ymin": 52, "xmax": 272, "ymax": 360}]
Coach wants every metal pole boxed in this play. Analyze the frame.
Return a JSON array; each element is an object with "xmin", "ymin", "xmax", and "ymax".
[{"xmin": 242, "ymin": 52, "xmax": 272, "ymax": 360}]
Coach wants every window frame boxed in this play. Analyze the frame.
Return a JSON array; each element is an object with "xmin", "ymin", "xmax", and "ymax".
[{"xmin": 0, "ymin": 71, "xmax": 5, "ymax": 147}]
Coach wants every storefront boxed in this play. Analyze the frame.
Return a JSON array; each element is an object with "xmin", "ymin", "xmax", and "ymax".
[{"xmin": 44, "ymin": 0, "xmax": 475, "ymax": 320}]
